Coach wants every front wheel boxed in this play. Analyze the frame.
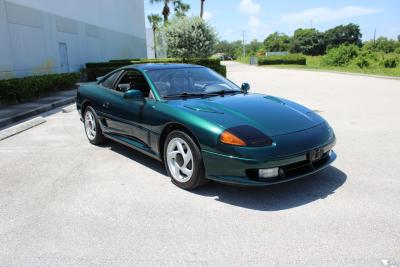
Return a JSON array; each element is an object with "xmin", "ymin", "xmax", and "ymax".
[{"xmin": 163, "ymin": 130, "xmax": 207, "ymax": 189}]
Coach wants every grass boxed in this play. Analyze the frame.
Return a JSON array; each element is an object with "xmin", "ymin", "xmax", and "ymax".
[
  {"xmin": 236, "ymin": 56, "xmax": 400, "ymax": 77},
  {"xmin": 236, "ymin": 56, "xmax": 251, "ymax": 64}
]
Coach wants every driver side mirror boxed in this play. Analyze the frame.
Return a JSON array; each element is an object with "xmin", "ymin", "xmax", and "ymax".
[
  {"xmin": 123, "ymin": 89, "xmax": 144, "ymax": 101},
  {"xmin": 118, "ymin": 84, "xmax": 130, "ymax": 92},
  {"xmin": 241, "ymin": 82, "xmax": 250, "ymax": 93}
]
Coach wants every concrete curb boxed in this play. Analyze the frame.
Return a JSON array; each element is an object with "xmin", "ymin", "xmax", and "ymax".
[
  {"xmin": 0, "ymin": 117, "xmax": 46, "ymax": 141},
  {"xmin": 0, "ymin": 96, "xmax": 76, "ymax": 129},
  {"xmin": 62, "ymin": 104, "xmax": 77, "ymax": 113}
]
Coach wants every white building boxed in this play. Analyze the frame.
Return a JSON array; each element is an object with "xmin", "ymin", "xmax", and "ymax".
[
  {"xmin": 0, "ymin": 0, "xmax": 147, "ymax": 79},
  {"xmin": 146, "ymin": 27, "xmax": 167, "ymax": 59},
  {"xmin": 146, "ymin": 28, "xmax": 155, "ymax": 59}
]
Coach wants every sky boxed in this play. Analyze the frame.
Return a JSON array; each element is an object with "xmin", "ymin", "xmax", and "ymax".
[{"xmin": 144, "ymin": 0, "xmax": 400, "ymax": 42}]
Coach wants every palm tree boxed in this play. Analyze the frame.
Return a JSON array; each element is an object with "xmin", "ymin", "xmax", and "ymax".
[
  {"xmin": 147, "ymin": 14, "xmax": 162, "ymax": 58},
  {"xmin": 149, "ymin": 0, "xmax": 190, "ymax": 24},
  {"xmin": 200, "ymin": 0, "xmax": 205, "ymax": 18},
  {"xmin": 174, "ymin": 0, "xmax": 190, "ymax": 17}
]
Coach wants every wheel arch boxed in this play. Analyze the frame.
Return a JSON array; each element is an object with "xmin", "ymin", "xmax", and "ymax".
[
  {"xmin": 81, "ymin": 99, "xmax": 93, "ymax": 115},
  {"xmin": 158, "ymin": 122, "xmax": 202, "ymax": 162}
]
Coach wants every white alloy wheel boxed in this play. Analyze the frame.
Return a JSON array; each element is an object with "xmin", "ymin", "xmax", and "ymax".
[
  {"xmin": 166, "ymin": 137, "xmax": 194, "ymax": 183},
  {"xmin": 84, "ymin": 110, "xmax": 96, "ymax": 141}
]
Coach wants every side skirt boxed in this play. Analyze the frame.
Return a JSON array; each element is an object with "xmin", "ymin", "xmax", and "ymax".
[{"xmin": 104, "ymin": 133, "xmax": 162, "ymax": 162}]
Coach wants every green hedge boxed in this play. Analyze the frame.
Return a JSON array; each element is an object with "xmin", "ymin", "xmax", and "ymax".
[
  {"xmin": 0, "ymin": 73, "xmax": 80, "ymax": 104},
  {"xmin": 85, "ymin": 58, "xmax": 225, "ymax": 81},
  {"xmin": 257, "ymin": 54, "xmax": 306, "ymax": 65}
]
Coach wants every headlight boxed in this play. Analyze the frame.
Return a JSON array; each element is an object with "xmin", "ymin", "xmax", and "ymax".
[
  {"xmin": 220, "ymin": 131, "xmax": 247, "ymax": 146},
  {"xmin": 219, "ymin": 125, "xmax": 273, "ymax": 147}
]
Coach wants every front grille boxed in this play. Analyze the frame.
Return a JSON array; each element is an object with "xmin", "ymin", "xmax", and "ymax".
[{"xmin": 247, "ymin": 152, "xmax": 330, "ymax": 182}]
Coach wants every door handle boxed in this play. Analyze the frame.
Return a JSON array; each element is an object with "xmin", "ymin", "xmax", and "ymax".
[{"xmin": 102, "ymin": 102, "xmax": 110, "ymax": 108}]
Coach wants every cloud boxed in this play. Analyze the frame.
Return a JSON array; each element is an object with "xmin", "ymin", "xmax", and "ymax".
[
  {"xmin": 236, "ymin": 0, "xmax": 273, "ymax": 41},
  {"xmin": 203, "ymin": 11, "xmax": 213, "ymax": 21},
  {"xmin": 281, "ymin": 6, "xmax": 382, "ymax": 24},
  {"xmin": 238, "ymin": 0, "xmax": 261, "ymax": 16},
  {"xmin": 248, "ymin": 16, "xmax": 261, "ymax": 28}
]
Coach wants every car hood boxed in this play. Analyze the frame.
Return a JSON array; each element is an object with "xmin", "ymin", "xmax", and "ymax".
[{"xmin": 168, "ymin": 93, "xmax": 325, "ymax": 137}]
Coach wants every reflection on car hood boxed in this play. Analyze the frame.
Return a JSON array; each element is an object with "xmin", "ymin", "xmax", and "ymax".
[{"xmin": 169, "ymin": 93, "xmax": 325, "ymax": 136}]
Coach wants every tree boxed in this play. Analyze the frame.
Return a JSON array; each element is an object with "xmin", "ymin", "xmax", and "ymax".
[
  {"xmin": 263, "ymin": 32, "xmax": 291, "ymax": 52},
  {"xmin": 324, "ymin": 23, "xmax": 362, "ymax": 49},
  {"xmin": 246, "ymin": 39, "xmax": 263, "ymax": 56},
  {"xmin": 200, "ymin": 0, "xmax": 205, "ymax": 18},
  {"xmin": 290, "ymin": 28, "xmax": 326, "ymax": 55},
  {"xmin": 149, "ymin": 0, "xmax": 190, "ymax": 24},
  {"xmin": 174, "ymin": 0, "xmax": 190, "ymax": 17},
  {"xmin": 398, "ymin": 34, "xmax": 400, "ymax": 42},
  {"xmin": 147, "ymin": 14, "xmax": 162, "ymax": 58},
  {"xmin": 363, "ymin": 37, "xmax": 399, "ymax": 53},
  {"xmin": 165, "ymin": 16, "xmax": 217, "ymax": 59},
  {"xmin": 214, "ymin": 40, "xmax": 242, "ymax": 58}
]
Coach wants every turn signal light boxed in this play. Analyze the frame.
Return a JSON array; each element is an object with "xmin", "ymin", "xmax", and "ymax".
[{"xmin": 220, "ymin": 131, "xmax": 246, "ymax": 146}]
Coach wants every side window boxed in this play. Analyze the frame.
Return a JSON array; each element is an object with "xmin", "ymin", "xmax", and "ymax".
[
  {"xmin": 101, "ymin": 71, "xmax": 121, "ymax": 89},
  {"xmin": 115, "ymin": 70, "xmax": 152, "ymax": 98}
]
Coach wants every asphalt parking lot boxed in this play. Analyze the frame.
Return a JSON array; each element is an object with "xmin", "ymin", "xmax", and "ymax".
[{"xmin": 1, "ymin": 62, "xmax": 399, "ymax": 266}]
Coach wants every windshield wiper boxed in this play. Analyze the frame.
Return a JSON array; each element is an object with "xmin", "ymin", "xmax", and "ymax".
[
  {"xmin": 163, "ymin": 90, "xmax": 241, "ymax": 99},
  {"xmin": 163, "ymin": 92, "xmax": 206, "ymax": 98},
  {"xmin": 203, "ymin": 90, "xmax": 241, "ymax": 96}
]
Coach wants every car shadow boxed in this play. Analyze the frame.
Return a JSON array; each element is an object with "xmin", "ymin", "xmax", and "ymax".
[
  {"xmin": 103, "ymin": 141, "xmax": 346, "ymax": 211},
  {"xmin": 102, "ymin": 141, "xmax": 167, "ymax": 175},
  {"xmin": 193, "ymin": 166, "xmax": 347, "ymax": 211}
]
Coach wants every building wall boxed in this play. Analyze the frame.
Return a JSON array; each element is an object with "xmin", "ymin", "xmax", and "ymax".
[
  {"xmin": 146, "ymin": 28, "xmax": 167, "ymax": 59},
  {"xmin": 146, "ymin": 28, "xmax": 155, "ymax": 59},
  {"xmin": 0, "ymin": 0, "xmax": 147, "ymax": 79}
]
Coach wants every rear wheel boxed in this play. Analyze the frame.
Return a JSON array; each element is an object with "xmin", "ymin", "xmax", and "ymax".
[
  {"xmin": 163, "ymin": 130, "xmax": 207, "ymax": 189},
  {"xmin": 83, "ymin": 106, "xmax": 106, "ymax": 145}
]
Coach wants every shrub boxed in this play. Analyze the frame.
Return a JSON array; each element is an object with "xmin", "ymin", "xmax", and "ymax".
[
  {"xmin": 85, "ymin": 58, "xmax": 225, "ymax": 81},
  {"xmin": 353, "ymin": 50, "xmax": 379, "ymax": 68},
  {"xmin": 213, "ymin": 65, "xmax": 227, "ymax": 77},
  {"xmin": 164, "ymin": 16, "xmax": 217, "ymax": 59},
  {"xmin": 383, "ymin": 54, "xmax": 399, "ymax": 68},
  {"xmin": 0, "ymin": 73, "xmax": 80, "ymax": 104},
  {"xmin": 354, "ymin": 56, "xmax": 370, "ymax": 68},
  {"xmin": 322, "ymin": 44, "xmax": 359, "ymax": 66},
  {"xmin": 257, "ymin": 54, "xmax": 306, "ymax": 65},
  {"xmin": 394, "ymin": 47, "xmax": 400, "ymax": 54}
]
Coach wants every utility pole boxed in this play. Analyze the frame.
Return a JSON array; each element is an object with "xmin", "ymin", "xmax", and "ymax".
[
  {"xmin": 373, "ymin": 29, "xmax": 376, "ymax": 48},
  {"xmin": 242, "ymin": 31, "xmax": 246, "ymax": 57}
]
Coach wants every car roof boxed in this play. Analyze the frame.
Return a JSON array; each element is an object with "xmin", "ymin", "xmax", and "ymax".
[{"xmin": 123, "ymin": 63, "xmax": 203, "ymax": 71}]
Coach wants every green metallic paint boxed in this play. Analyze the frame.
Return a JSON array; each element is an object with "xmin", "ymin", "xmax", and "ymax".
[
  {"xmin": 208, "ymin": 151, "xmax": 336, "ymax": 186},
  {"xmin": 77, "ymin": 64, "xmax": 336, "ymax": 186}
]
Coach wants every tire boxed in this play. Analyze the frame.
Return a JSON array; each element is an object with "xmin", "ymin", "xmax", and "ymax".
[
  {"xmin": 83, "ymin": 106, "xmax": 106, "ymax": 145},
  {"xmin": 163, "ymin": 130, "xmax": 207, "ymax": 189}
]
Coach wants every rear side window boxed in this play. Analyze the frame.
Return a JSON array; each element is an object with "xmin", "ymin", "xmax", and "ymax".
[{"xmin": 101, "ymin": 71, "xmax": 121, "ymax": 89}]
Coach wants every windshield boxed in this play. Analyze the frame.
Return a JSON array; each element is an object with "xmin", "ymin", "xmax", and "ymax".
[{"xmin": 146, "ymin": 67, "xmax": 241, "ymax": 98}]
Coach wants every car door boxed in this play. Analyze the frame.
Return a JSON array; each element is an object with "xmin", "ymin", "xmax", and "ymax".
[
  {"xmin": 93, "ymin": 69, "xmax": 123, "ymax": 126},
  {"xmin": 101, "ymin": 69, "xmax": 155, "ymax": 147}
]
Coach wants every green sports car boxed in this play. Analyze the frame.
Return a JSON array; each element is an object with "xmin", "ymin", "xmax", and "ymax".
[{"xmin": 77, "ymin": 63, "xmax": 336, "ymax": 189}]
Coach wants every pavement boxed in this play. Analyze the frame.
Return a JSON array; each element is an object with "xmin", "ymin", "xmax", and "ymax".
[
  {"xmin": 0, "ymin": 62, "xmax": 399, "ymax": 266},
  {"xmin": 0, "ymin": 89, "xmax": 76, "ymax": 129}
]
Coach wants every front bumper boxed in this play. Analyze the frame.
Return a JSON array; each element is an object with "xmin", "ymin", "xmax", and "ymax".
[{"xmin": 202, "ymin": 143, "xmax": 336, "ymax": 186}]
